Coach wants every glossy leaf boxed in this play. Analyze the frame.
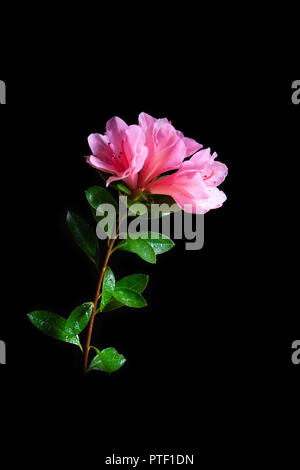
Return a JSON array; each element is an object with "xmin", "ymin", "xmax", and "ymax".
[
  {"xmin": 66, "ymin": 211, "xmax": 99, "ymax": 268},
  {"xmin": 100, "ymin": 266, "xmax": 115, "ymax": 312},
  {"xmin": 103, "ymin": 298, "xmax": 124, "ymax": 312},
  {"xmin": 88, "ymin": 347, "xmax": 126, "ymax": 373},
  {"xmin": 127, "ymin": 198, "xmax": 149, "ymax": 216},
  {"xmin": 116, "ymin": 274, "xmax": 149, "ymax": 293},
  {"xmin": 135, "ymin": 194, "xmax": 181, "ymax": 219},
  {"xmin": 111, "ymin": 182, "xmax": 132, "ymax": 195},
  {"xmin": 66, "ymin": 302, "xmax": 93, "ymax": 335},
  {"xmin": 113, "ymin": 288, "xmax": 147, "ymax": 308},
  {"xmin": 89, "ymin": 206, "xmax": 101, "ymax": 223},
  {"xmin": 85, "ymin": 186, "xmax": 118, "ymax": 211},
  {"xmin": 27, "ymin": 311, "xmax": 81, "ymax": 348},
  {"xmin": 138, "ymin": 232, "xmax": 175, "ymax": 254},
  {"xmin": 117, "ymin": 237, "xmax": 156, "ymax": 264}
]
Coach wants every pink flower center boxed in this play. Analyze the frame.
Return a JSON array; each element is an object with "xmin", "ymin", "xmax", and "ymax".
[
  {"xmin": 121, "ymin": 139, "xmax": 130, "ymax": 167},
  {"xmin": 108, "ymin": 140, "xmax": 130, "ymax": 173}
]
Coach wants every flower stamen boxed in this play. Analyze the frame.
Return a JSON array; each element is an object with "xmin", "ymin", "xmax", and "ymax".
[{"xmin": 203, "ymin": 169, "xmax": 215, "ymax": 181}]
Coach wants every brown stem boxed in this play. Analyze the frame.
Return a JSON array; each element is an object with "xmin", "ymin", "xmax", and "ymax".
[{"xmin": 83, "ymin": 221, "xmax": 119, "ymax": 374}]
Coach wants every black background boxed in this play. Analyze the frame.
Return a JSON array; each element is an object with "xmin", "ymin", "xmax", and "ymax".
[{"xmin": 0, "ymin": 74, "xmax": 299, "ymax": 466}]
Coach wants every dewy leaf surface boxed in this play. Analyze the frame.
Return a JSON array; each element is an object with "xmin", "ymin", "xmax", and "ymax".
[
  {"xmin": 88, "ymin": 347, "xmax": 126, "ymax": 373},
  {"xmin": 66, "ymin": 302, "xmax": 93, "ymax": 335},
  {"xmin": 100, "ymin": 267, "xmax": 116, "ymax": 311},
  {"xmin": 113, "ymin": 288, "xmax": 147, "ymax": 308},
  {"xmin": 85, "ymin": 186, "xmax": 118, "ymax": 210},
  {"xmin": 115, "ymin": 274, "xmax": 149, "ymax": 293},
  {"xmin": 28, "ymin": 311, "xmax": 81, "ymax": 347},
  {"xmin": 138, "ymin": 232, "xmax": 175, "ymax": 254},
  {"xmin": 116, "ymin": 237, "xmax": 156, "ymax": 264}
]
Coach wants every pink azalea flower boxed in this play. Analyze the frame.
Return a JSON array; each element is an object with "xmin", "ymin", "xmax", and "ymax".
[
  {"xmin": 86, "ymin": 113, "xmax": 227, "ymax": 214},
  {"xmin": 138, "ymin": 112, "xmax": 202, "ymax": 187},
  {"xmin": 145, "ymin": 148, "xmax": 228, "ymax": 214},
  {"xmin": 86, "ymin": 117, "xmax": 148, "ymax": 190}
]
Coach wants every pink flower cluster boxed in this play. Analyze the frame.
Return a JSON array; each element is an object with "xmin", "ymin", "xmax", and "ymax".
[{"xmin": 86, "ymin": 113, "xmax": 227, "ymax": 214}]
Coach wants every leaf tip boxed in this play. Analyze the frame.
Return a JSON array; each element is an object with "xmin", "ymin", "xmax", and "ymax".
[{"xmin": 66, "ymin": 210, "xmax": 72, "ymax": 223}]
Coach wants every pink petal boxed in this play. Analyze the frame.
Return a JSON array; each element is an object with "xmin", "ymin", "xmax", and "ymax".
[
  {"xmin": 88, "ymin": 133, "xmax": 111, "ymax": 159},
  {"xmin": 106, "ymin": 169, "xmax": 138, "ymax": 190},
  {"xmin": 138, "ymin": 112, "xmax": 202, "ymax": 186},
  {"xmin": 139, "ymin": 120, "xmax": 186, "ymax": 186},
  {"xmin": 103, "ymin": 125, "xmax": 148, "ymax": 190},
  {"xmin": 105, "ymin": 116, "xmax": 128, "ymax": 154},
  {"xmin": 189, "ymin": 148, "xmax": 212, "ymax": 167},
  {"xmin": 106, "ymin": 174, "xmax": 124, "ymax": 186},
  {"xmin": 176, "ymin": 131, "xmax": 203, "ymax": 157},
  {"xmin": 195, "ymin": 187, "xmax": 227, "ymax": 213},
  {"xmin": 146, "ymin": 160, "xmax": 227, "ymax": 214},
  {"xmin": 86, "ymin": 155, "xmax": 115, "ymax": 173},
  {"xmin": 138, "ymin": 112, "xmax": 157, "ymax": 133},
  {"xmin": 123, "ymin": 173, "xmax": 138, "ymax": 189},
  {"xmin": 184, "ymin": 137, "xmax": 203, "ymax": 156},
  {"xmin": 205, "ymin": 161, "xmax": 228, "ymax": 187},
  {"xmin": 122, "ymin": 125, "xmax": 148, "ymax": 172},
  {"xmin": 186, "ymin": 149, "xmax": 228, "ymax": 187}
]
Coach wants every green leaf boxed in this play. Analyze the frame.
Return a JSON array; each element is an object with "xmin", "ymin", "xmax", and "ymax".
[
  {"xmin": 97, "ymin": 172, "xmax": 131, "ymax": 196},
  {"xmin": 127, "ymin": 198, "xmax": 149, "ymax": 216},
  {"xmin": 116, "ymin": 274, "xmax": 149, "ymax": 293},
  {"xmin": 116, "ymin": 233, "xmax": 174, "ymax": 261},
  {"xmin": 86, "ymin": 186, "xmax": 118, "ymax": 238},
  {"xmin": 138, "ymin": 232, "xmax": 175, "ymax": 254},
  {"xmin": 66, "ymin": 211, "xmax": 99, "ymax": 268},
  {"xmin": 113, "ymin": 288, "xmax": 147, "ymax": 308},
  {"xmin": 100, "ymin": 267, "xmax": 115, "ymax": 312},
  {"xmin": 27, "ymin": 311, "xmax": 81, "ymax": 348},
  {"xmin": 66, "ymin": 302, "xmax": 93, "ymax": 335},
  {"xmin": 89, "ymin": 206, "xmax": 101, "ymax": 223},
  {"xmin": 111, "ymin": 182, "xmax": 132, "ymax": 195},
  {"xmin": 103, "ymin": 298, "xmax": 124, "ymax": 312},
  {"xmin": 88, "ymin": 347, "xmax": 126, "ymax": 373},
  {"xmin": 85, "ymin": 186, "xmax": 118, "ymax": 211},
  {"xmin": 102, "ymin": 274, "xmax": 148, "ymax": 312},
  {"xmin": 117, "ymin": 237, "xmax": 156, "ymax": 264},
  {"xmin": 132, "ymin": 193, "xmax": 181, "ymax": 219}
]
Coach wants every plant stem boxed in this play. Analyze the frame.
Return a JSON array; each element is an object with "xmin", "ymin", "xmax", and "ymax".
[{"xmin": 83, "ymin": 221, "xmax": 119, "ymax": 374}]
